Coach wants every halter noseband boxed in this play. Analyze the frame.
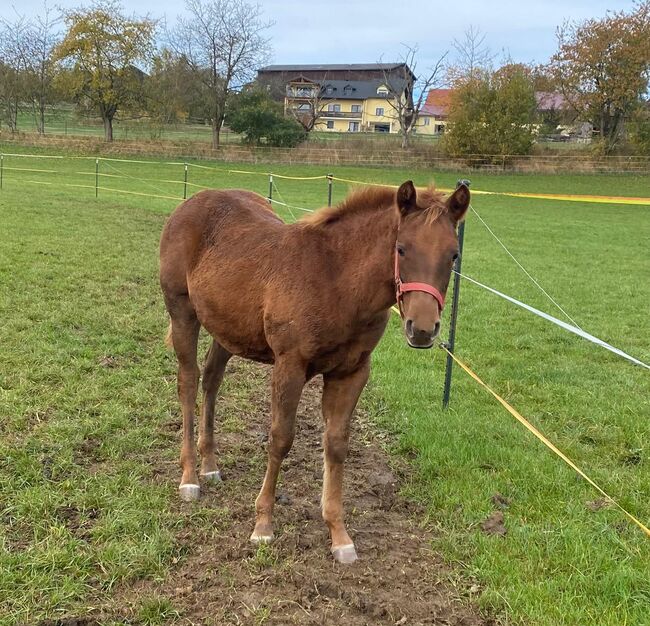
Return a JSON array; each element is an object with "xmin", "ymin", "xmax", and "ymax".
[{"xmin": 394, "ymin": 249, "xmax": 445, "ymax": 318}]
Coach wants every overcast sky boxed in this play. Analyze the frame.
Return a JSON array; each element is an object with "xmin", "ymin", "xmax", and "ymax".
[{"xmin": 6, "ymin": 0, "xmax": 638, "ymax": 71}]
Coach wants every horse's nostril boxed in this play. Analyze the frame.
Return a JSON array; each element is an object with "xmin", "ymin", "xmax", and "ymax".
[
  {"xmin": 405, "ymin": 319, "xmax": 414, "ymax": 337},
  {"xmin": 433, "ymin": 322, "xmax": 441, "ymax": 337}
]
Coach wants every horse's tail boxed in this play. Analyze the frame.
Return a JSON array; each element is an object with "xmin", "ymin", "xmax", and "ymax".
[{"xmin": 164, "ymin": 321, "xmax": 173, "ymax": 349}]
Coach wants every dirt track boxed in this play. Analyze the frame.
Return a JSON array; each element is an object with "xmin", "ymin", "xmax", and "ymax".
[{"xmin": 114, "ymin": 359, "xmax": 495, "ymax": 626}]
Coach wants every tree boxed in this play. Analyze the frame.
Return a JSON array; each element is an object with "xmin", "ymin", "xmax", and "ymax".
[
  {"xmin": 284, "ymin": 78, "xmax": 326, "ymax": 132},
  {"xmin": 0, "ymin": 13, "xmax": 32, "ymax": 132},
  {"xmin": 549, "ymin": 1, "xmax": 650, "ymax": 154},
  {"xmin": 55, "ymin": 1, "xmax": 156, "ymax": 141},
  {"xmin": 443, "ymin": 65, "xmax": 537, "ymax": 159},
  {"xmin": 381, "ymin": 46, "xmax": 447, "ymax": 149},
  {"xmin": 28, "ymin": 3, "xmax": 61, "ymax": 135},
  {"xmin": 168, "ymin": 0, "xmax": 272, "ymax": 149},
  {"xmin": 446, "ymin": 25, "xmax": 495, "ymax": 85},
  {"xmin": 146, "ymin": 49, "xmax": 211, "ymax": 126},
  {"xmin": 228, "ymin": 88, "xmax": 305, "ymax": 147}
]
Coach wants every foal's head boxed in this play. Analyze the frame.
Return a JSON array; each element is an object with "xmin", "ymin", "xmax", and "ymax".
[{"xmin": 394, "ymin": 181, "xmax": 470, "ymax": 348}]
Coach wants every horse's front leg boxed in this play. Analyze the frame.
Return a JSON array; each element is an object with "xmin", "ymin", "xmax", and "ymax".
[
  {"xmin": 321, "ymin": 360, "xmax": 370, "ymax": 564},
  {"xmin": 251, "ymin": 355, "xmax": 306, "ymax": 543}
]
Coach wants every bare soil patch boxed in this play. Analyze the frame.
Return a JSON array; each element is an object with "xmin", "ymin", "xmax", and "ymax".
[{"xmin": 109, "ymin": 360, "xmax": 496, "ymax": 625}]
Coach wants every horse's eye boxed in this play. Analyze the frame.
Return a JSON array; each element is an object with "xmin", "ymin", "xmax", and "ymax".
[
  {"xmin": 397, "ymin": 244, "xmax": 406, "ymax": 257},
  {"xmin": 452, "ymin": 253, "xmax": 459, "ymax": 263}
]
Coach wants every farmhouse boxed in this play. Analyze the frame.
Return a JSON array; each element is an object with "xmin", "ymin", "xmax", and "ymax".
[{"xmin": 258, "ymin": 63, "xmax": 438, "ymax": 135}]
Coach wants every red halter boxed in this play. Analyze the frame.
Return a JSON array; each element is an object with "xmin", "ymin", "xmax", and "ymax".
[{"xmin": 394, "ymin": 250, "xmax": 445, "ymax": 318}]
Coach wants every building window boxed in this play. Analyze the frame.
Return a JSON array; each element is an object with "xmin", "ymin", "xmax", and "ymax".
[
  {"xmin": 326, "ymin": 85, "xmax": 333, "ymax": 95},
  {"xmin": 377, "ymin": 85, "xmax": 389, "ymax": 95},
  {"xmin": 326, "ymin": 120, "xmax": 334, "ymax": 129},
  {"xmin": 327, "ymin": 104, "xmax": 341, "ymax": 113},
  {"xmin": 348, "ymin": 121, "xmax": 359, "ymax": 132},
  {"xmin": 351, "ymin": 104, "xmax": 361, "ymax": 113},
  {"xmin": 375, "ymin": 107, "xmax": 384, "ymax": 116},
  {"xmin": 422, "ymin": 117, "xmax": 430, "ymax": 126}
]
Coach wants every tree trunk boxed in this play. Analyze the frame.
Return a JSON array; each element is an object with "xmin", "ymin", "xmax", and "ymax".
[
  {"xmin": 401, "ymin": 131, "xmax": 410, "ymax": 149},
  {"xmin": 103, "ymin": 116, "xmax": 114, "ymax": 142},
  {"xmin": 39, "ymin": 96, "xmax": 46, "ymax": 135},
  {"xmin": 212, "ymin": 120, "xmax": 220, "ymax": 149}
]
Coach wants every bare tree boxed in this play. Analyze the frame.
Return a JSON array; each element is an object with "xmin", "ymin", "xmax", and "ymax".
[
  {"xmin": 168, "ymin": 0, "xmax": 272, "ymax": 148},
  {"xmin": 447, "ymin": 25, "xmax": 495, "ymax": 83},
  {"xmin": 0, "ymin": 13, "xmax": 32, "ymax": 132},
  {"xmin": 382, "ymin": 46, "xmax": 447, "ymax": 149},
  {"xmin": 284, "ymin": 77, "xmax": 326, "ymax": 132},
  {"xmin": 29, "ymin": 2, "xmax": 61, "ymax": 135}
]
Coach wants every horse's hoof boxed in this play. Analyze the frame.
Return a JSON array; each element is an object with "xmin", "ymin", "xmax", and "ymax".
[
  {"xmin": 201, "ymin": 470, "xmax": 222, "ymax": 483},
  {"xmin": 332, "ymin": 543, "xmax": 358, "ymax": 564},
  {"xmin": 250, "ymin": 531, "xmax": 274, "ymax": 545},
  {"xmin": 178, "ymin": 484, "xmax": 200, "ymax": 501}
]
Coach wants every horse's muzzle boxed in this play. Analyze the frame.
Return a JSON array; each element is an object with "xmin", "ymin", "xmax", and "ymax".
[{"xmin": 405, "ymin": 319, "xmax": 440, "ymax": 349}]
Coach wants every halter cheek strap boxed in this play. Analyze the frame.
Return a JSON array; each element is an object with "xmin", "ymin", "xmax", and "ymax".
[{"xmin": 394, "ymin": 251, "xmax": 445, "ymax": 318}]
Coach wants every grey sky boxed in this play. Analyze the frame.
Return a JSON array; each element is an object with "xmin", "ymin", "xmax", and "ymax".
[{"xmin": 6, "ymin": 0, "xmax": 638, "ymax": 71}]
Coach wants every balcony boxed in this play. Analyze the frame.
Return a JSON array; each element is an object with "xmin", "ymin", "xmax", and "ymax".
[{"xmin": 320, "ymin": 110, "xmax": 363, "ymax": 119}]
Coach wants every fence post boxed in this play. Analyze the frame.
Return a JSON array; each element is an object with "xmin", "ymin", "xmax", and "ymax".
[
  {"xmin": 327, "ymin": 173, "xmax": 333, "ymax": 207},
  {"xmin": 183, "ymin": 163, "xmax": 188, "ymax": 200},
  {"xmin": 0, "ymin": 154, "xmax": 3, "ymax": 190},
  {"xmin": 95, "ymin": 158, "xmax": 99, "ymax": 198},
  {"xmin": 268, "ymin": 174, "xmax": 273, "ymax": 204},
  {"xmin": 442, "ymin": 179, "xmax": 470, "ymax": 409}
]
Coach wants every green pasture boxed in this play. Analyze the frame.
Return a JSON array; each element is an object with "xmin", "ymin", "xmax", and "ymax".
[{"xmin": 0, "ymin": 143, "xmax": 649, "ymax": 625}]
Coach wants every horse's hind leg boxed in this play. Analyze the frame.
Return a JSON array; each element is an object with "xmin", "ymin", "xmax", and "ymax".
[
  {"xmin": 251, "ymin": 356, "xmax": 306, "ymax": 543},
  {"xmin": 321, "ymin": 360, "xmax": 370, "ymax": 564},
  {"xmin": 167, "ymin": 296, "xmax": 201, "ymax": 501},
  {"xmin": 198, "ymin": 340, "xmax": 231, "ymax": 482}
]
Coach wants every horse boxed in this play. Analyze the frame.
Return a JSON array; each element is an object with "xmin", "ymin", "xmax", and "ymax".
[{"xmin": 159, "ymin": 180, "xmax": 470, "ymax": 564}]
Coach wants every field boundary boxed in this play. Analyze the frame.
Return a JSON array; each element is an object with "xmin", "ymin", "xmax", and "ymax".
[{"xmin": 2, "ymin": 132, "xmax": 650, "ymax": 173}]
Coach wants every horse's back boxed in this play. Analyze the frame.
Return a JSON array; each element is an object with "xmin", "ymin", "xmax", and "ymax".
[{"xmin": 160, "ymin": 189, "xmax": 284, "ymax": 360}]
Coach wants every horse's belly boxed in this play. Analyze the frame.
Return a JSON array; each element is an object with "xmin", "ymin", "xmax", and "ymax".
[{"xmin": 190, "ymin": 285, "xmax": 273, "ymax": 362}]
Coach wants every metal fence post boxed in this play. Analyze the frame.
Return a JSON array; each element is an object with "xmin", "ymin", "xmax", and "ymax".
[
  {"xmin": 183, "ymin": 163, "xmax": 188, "ymax": 200},
  {"xmin": 268, "ymin": 174, "xmax": 273, "ymax": 204},
  {"xmin": 327, "ymin": 173, "xmax": 333, "ymax": 206},
  {"xmin": 442, "ymin": 179, "xmax": 470, "ymax": 409},
  {"xmin": 95, "ymin": 158, "xmax": 99, "ymax": 198}
]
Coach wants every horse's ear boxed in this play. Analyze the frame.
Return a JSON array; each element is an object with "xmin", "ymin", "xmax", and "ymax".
[
  {"xmin": 396, "ymin": 181, "xmax": 418, "ymax": 217},
  {"xmin": 446, "ymin": 184, "xmax": 470, "ymax": 223}
]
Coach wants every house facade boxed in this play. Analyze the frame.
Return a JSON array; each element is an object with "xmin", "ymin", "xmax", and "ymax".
[
  {"xmin": 284, "ymin": 76, "xmax": 408, "ymax": 133},
  {"xmin": 259, "ymin": 63, "xmax": 416, "ymax": 134}
]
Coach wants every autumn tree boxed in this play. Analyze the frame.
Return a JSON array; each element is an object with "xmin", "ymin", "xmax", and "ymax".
[
  {"xmin": 55, "ymin": 1, "xmax": 156, "ymax": 141},
  {"xmin": 549, "ymin": 1, "xmax": 650, "ymax": 154},
  {"xmin": 146, "ymin": 49, "xmax": 212, "ymax": 126},
  {"xmin": 381, "ymin": 47, "xmax": 447, "ymax": 149},
  {"xmin": 168, "ymin": 0, "xmax": 272, "ymax": 148},
  {"xmin": 446, "ymin": 25, "xmax": 494, "ymax": 83},
  {"xmin": 443, "ymin": 64, "xmax": 537, "ymax": 159}
]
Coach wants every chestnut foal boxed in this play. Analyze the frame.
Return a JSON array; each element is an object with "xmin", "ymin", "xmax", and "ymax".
[{"xmin": 159, "ymin": 181, "xmax": 469, "ymax": 563}]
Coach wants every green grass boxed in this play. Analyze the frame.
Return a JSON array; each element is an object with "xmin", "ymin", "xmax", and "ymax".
[{"xmin": 1, "ymin": 142, "xmax": 649, "ymax": 625}]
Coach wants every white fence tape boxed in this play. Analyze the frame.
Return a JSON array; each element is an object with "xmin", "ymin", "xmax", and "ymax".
[{"xmin": 457, "ymin": 271, "xmax": 650, "ymax": 371}]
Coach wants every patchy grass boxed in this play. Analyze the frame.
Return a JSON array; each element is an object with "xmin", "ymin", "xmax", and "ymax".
[{"xmin": 0, "ymin": 143, "xmax": 649, "ymax": 625}]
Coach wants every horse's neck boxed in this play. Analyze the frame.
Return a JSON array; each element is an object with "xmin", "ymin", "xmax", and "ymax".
[{"xmin": 326, "ymin": 207, "xmax": 398, "ymax": 316}]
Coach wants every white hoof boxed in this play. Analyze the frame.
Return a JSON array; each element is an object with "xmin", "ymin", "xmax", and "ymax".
[
  {"xmin": 332, "ymin": 543, "xmax": 358, "ymax": 564},
  {"xmin": 201, "ymin": 470, "xmax": 222, "ymax": 483},
  {"xmin": 250, "ymin": 531, "xmax": 274, "ymax": 545},
  {"xmin": 179, "ymin": 483, "xmax": 200, "ymax": 501}
]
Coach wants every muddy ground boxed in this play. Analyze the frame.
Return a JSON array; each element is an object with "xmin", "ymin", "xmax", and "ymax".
[{"xmin": 105, "ymin": 360, "xmax": 496, "ymax": 625}]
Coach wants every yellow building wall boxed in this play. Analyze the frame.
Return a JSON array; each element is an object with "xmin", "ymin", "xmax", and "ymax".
[{"xmin": 362, "ymin": 97, "xmax": 399, "ymax": 131}]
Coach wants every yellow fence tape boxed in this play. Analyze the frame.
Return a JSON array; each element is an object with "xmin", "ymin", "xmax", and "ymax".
[{"xmin": 441, "ymin": 345, "xmax": 650, "ymax": 539}]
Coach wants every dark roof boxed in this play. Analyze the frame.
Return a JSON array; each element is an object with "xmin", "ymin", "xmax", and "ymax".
[
  {"xmin": 259, "ymin": 63, "xmax": 407, "ymax": 72},
  {"xmin": 315, "ymin": 79, "xmax": 407, "ymax": 100}
]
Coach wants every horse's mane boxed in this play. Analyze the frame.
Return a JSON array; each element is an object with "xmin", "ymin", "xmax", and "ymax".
[{"xmin": 300, "ymin": 184, "xmax": 447, "ymax": 227}]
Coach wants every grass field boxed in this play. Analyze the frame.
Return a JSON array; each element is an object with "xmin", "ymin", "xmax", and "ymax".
[{"xmin": 1, "ymin": 143, "xmax": 649, "ymax": 625}]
